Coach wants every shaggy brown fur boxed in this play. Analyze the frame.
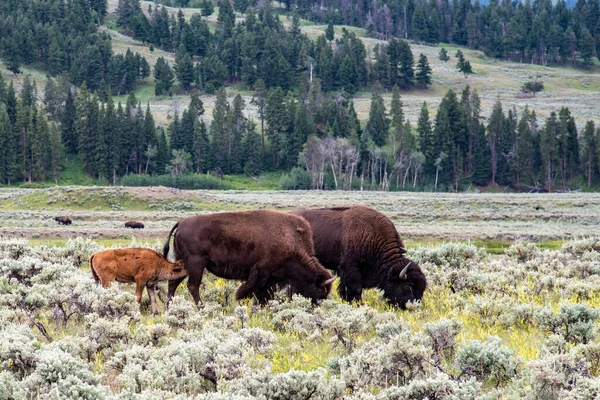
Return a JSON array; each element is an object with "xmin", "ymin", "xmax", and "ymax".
[
  {"xmin": 292, "ymin": 206, "xmax": 427, "ymax": 308},
  {"xmin": 125, "ymin": 221, "xmax": 144, "ymax": 229},
  {"xmin": 163, "ymin": 210, "xmax": 335, "ymax": 306},
  {"xmin": 89, "ymin": 248, "xmax": 187, "ymax": 314}
]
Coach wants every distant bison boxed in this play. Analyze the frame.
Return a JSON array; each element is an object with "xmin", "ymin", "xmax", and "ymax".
[
  {"xmin": 54, "ymin": 216, "xmax": 72, "ymax": 225},
  {"xmin": 125, "ymin": 221, "xmax": 144, "ymax": 229},
  {"xmin": 291, "ymin": 206, "xmax": 427, "ymax": 309},
  {"xmin": 163, "ymin": 210, "xmax": 335, "ymax": 306},
  {"xmin": 89, "ymin": 248, "xmax": 187, "ymax": 314}
]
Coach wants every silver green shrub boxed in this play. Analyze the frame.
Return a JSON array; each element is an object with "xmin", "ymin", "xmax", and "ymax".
[{"xmin": 455, "ymin": 336, "xmax": 521, "ymax": 385}]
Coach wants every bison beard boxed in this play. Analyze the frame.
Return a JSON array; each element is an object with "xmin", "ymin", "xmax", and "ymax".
[
  {"xmin": 291, "ymin": 206, "xmax": 427, "ymax": 309},
  {"xmin": 162, "ymin": 210, "xmax": 335, "ymax": 306}
]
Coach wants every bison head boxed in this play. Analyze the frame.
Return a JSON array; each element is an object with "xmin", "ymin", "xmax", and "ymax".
[
  {"xmin": 163, "ymin": 260, "xmax": 188, "ymax": 280},
  {"xmin": 381, "ymin": 257, "xmax": 427, "ymax": 309},
  {"xmin": 294, "ymin": 273, "xmax": 337, "ymax": 304}
]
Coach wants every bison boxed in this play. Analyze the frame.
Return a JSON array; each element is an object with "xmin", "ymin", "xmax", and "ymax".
[
  {"xmin": 125, "ymin": 221, "xmax": 144, "ymax": 229},
  {"xmin": 54, "ymin": 216, "xmax": 72, "ymax": 225},
  {"xmin": 162, "ymin": 210, "xmax": 336, "ymax": 306},
  {"xmin": 89, "ymin": 248, "xmax": 187, "ymax": 314},
  {"xmin": 291, "ymin": 206, "xmax": 426, "ymax": 309}
]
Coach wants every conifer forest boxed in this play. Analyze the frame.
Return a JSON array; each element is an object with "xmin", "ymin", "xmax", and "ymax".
[{"xmin": 0, "ymin": 0, "xmax": 599, "ymax": 191}]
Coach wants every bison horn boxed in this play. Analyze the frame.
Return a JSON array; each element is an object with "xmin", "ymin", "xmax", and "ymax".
[
  {"xmin": 321, "ymin": 276, "xmax": 338, "ymax": 287},
  {"xmin": 399, "ymin": 263, "xmax": 411, "ymax": 280}
]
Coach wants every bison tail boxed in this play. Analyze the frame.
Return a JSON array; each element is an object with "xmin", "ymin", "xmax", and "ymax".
[
  {"xmin": 163, "ymin": 221, "xmax": 180, "ymax": 259},
  {"xmin": 89, "ymin": 254, "xmax": 100, "ymax": 284}
]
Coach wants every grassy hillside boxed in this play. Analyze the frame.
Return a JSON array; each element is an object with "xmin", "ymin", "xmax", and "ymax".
[{"xmin": 3, "ymin": 0, "xmax": 600, "ymax": 131}]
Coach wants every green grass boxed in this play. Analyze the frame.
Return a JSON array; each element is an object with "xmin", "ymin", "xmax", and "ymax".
[
  {"xmin": 113, "ymin": 81, "xmax": 156, "ymax": 105},
  {"xmin": 405, "ymin": 237, "xmax": 565, "ymax": 255},
  {"xmin": 27, "ymin": 237, "xmax": 165, "ymax": 248},
  {"xmin": 223, "ymin": 172, "xmax": 281, "ymax": 190}
]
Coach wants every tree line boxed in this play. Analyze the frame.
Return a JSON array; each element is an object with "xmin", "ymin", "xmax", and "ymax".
[
  {"xmin": 3, "ymin": 71, "xmax": 600, "ymax": 192},
  {"xmin": 285, "ymin": 0, "xmax": 600, "ymax": 68},
  {"xmin": 117, "ymin": 0, "xmax": 433, "ymax": 94},
  {"xmin": 0, "ymin": 0, "xmax": 149, "ymax": 94}
]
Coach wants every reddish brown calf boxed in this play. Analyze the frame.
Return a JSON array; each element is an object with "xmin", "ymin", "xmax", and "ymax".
[{"xmin": 89, "ymin": 248, "xmax": 187, "ymax": 314}]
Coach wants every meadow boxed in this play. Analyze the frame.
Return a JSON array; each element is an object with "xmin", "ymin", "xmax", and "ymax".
[{"xmin": 2, "ymin": 187, "xmax": 600, "ymax": 398}]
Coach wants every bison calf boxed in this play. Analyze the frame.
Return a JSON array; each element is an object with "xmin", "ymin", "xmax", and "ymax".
[
  {"xmin": 89, "ymin": 248, "xmax": 187, "ymax": 314},
  {"xmin": 54, "ymin": 216, "xmax": 72, "ymax": 225},
  {"xmin": 163, "ymin": 210, "xmax": 335, "ymax": 306},
  {"xmin": 125, "ymin": 221, "xmax": 144, "ymax": 229}
]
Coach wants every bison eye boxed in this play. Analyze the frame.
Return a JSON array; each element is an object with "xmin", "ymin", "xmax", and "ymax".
[{"xmin": 173, "ymin": 268, "xmax": 182, "ymax": 273}]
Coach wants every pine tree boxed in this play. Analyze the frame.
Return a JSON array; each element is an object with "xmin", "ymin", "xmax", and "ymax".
[
  {"xmin": 75, "ymin": 84, "xmax": 100, "ymax": 175},
  {"xmin": 471, "ymin": 123, "xmax": 490, "ymax": 185},
  {"xmin": 251, "ymin": 79, "xmax": 267, "ymax": 157},
  {"xmin": 156, "ymin": 129, "xmax": 170, "ymax": 174},
  {"xmin": 487, "ymin": 99, "xmax": 504, "ymax": 185},
  {"xmin": 201, "ymin": 0, "xmax": 214, "ymax": 16},
  {"xmin": 48, "ymin": 123, "xmax": 63, "ymax": 184},
  {"xmin": 337, "ymin": 55, "xmax": 357, "ymax": 94},
  {"xmin": 217, "ymin": 0, "xmax": 235, "ymax": 38},
  {"xmin": 582, "ymin": 121, "xmax": 598, "ymax": 187},
  {"xmin": 455, "ymin": 50, "xmax": 473, "ymax": 77},
  {"xmin": 439, "ymin": 48, "xmax": 450, "ymax": 62},
  {"xmin": 579, "ymin": 29, "xmax": 596, "ymax": 68},
  {"xmin": 62, "ymin": 89, "xmax": 77, "ymax": 154},
  {"xmin": 242, "ymin": 121, "xmax": 262, "ymax": 176},
  {"xmin": 0, "ymin": 105, "xmax": 16, "ymax": 184},
  {"xmin": 390, "ymin": 85, "xmax": 405, "ymax": 158},
  {"xmin": 417, "ymin": 102, "xmax": 435, "ymax": 177},
  {"xmin": 412, "ymin": 5, "xmax": 429, "ymax": 43},
  {"xmin": 211, "ymin": 88, "xmax": 231, "ymax": 171},
  {"xmin": 541, "ymin": 112, "xmax": 559, "ymax": 191},
  {"xmin": 325, "ymin": 22, "xmax": 335, "ymax": 42},
  {"xmin": 265, "ymin": 88, "xmax": 288, "ymax": 167},
  {"xmin": 192, "ymin": 119, "xmax": 209, "ymax": 173},
  {"xmin": 154, "ymin": 57, "xmax": 175, "ymax": 96},
  {"xmin": 415, "ymin": 54, "xmax": 432, "ymax": 88},
  {"xmin": 5, "ymin": 83, "xmax": 17, "ymax": 125},
  {"xmin": 286, "ymin": 101, "xmax": 314, "ymax": 168},
  {"xmin": 175, "ymin": 45, "xmax": 195, "ymax": 92},
  {"xmin": 365, "ymin": 91, "xmax": 389, "ymax": 147}
]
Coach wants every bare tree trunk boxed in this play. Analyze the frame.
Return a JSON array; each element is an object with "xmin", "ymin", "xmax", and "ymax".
[
  {"xmin": 330, "ymin": 161, "xmax": 338, "ymax": 189},
  {"xmin": 360, "ymin": 169, "xmax": 364, "ymax": 191},
  {"xmin": 403, "ymin": 158, "xmax": 412, "ymax": 187}
]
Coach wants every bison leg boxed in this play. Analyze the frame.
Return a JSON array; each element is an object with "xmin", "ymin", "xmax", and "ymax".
[
  {"xmin": 186, "ymin": 257, "xmax": 207, "ymax": 307},
  {"xmin": 167, "ymin": 276, "xmax": 186, "ymax": 305},
  {"xmin": 135, "ymin": 280, "xmax": 145, "ymax": 304},
  {"xmin": 236, "ymin": 264, "xmax": 270, "ymax": 301},
  {"xmin": 337, "ymin": 259, "xmax": 363, "ymax": 303},
  {"xmin": 147, "ymin": 283, "xmax": 158, "ymax": 315},
  {"xmin": 253, "ymin": 281, "xmax": 277, "ymax": 306}
]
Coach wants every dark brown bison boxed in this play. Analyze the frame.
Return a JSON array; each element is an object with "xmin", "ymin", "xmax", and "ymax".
[
  {"xmin": 90, "ymin": 248, "xmax": 187, "ymax": 314},
  {"xmin": 163, "ymin": 210, "xmax": 335, "ymax": 306},
  {"xmin": 125, "ymin": 221, "xmax": 144, "ymax": 229},
  {"xmin": 54, "ymin": 216, "xmax": 72, "ymax": 225},
  {"xmin": 291, "ymin": 206, "xmax": 427, "ymax": 309}
]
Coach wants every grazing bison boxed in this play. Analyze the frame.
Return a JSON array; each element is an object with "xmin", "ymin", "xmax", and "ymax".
[
  {"xmin": 162, "ymin": 210, "xmax": 336, "ymax": 306},
  {"xmin": 291, "ymin": 206, "xmax": 427, "ymax": 309},
  {"xmin": 54, "ymin": 216, "xmax": 72, "ymax": 225},
  {"xmin": 125, "ymin": 221, "xmax": 144, "ymax": 229},
  {"xmin": 89, "ymin": 248, "xmax": 187, "ymax": 314}
]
